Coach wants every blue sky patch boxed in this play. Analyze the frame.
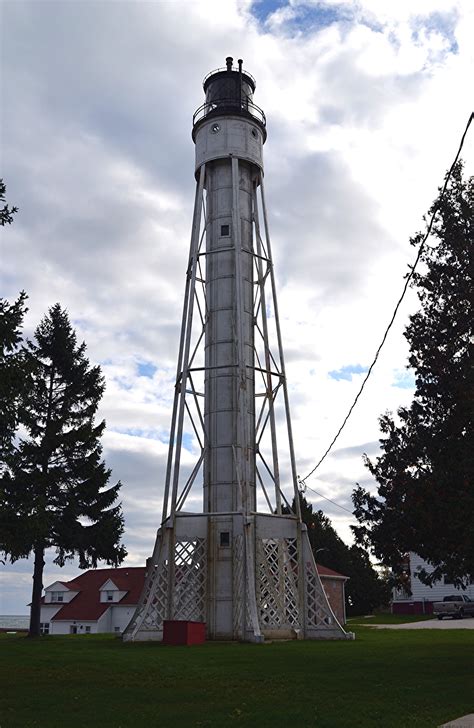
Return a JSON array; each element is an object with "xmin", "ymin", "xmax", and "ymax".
[
  {"xmin": 250, "ymin": 0, "xmax": 347, "ymax": 32},
  {"xmin": 111, "ymin": 427, "xmax": 163, "ymax": 440},
  {"xmin": 156, "ymin": 432, "xmax": 194, "ymax": 450},
  {"xmin": 392, "ymin": 370, "xmax": 416, "ymax": 389},
  {"xmin": 411, "ymin": 11, "xmax": 459, "ymax": 54},
  {"xmin": 115, "ymin": 377, "xmax": 133, "ymax": 391},
  {"xmin": 182, "ymin": 432, "xmax": 194, "ymax": 452},
  {"xmin": 137, "ymin": 361, "xmax": 157, "ymax": 378},
  {"xmin": 251, "ymin": 0, "xmax": 287, "ymax": 24},
  {"xmin": 329, "ymin": 363, "xmax": 368, "ymax": 381}
]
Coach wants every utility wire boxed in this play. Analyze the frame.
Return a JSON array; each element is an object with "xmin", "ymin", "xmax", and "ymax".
[
  {"xmin": 299, "ymin": 480, "xmax": 354, "ymax": 514},
  {"xmin": 300, "ymin": 111, "xmax": 474, "ymax": 489}
]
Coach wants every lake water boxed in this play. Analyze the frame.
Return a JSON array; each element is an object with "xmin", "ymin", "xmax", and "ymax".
[{"xmin": 0, "ymin": 615, "xmax": 29, "ymax": 630}]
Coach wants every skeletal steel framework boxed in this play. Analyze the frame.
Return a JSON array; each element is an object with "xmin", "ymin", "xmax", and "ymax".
[{"xmin": 124, "ymin": 57, "xmax": 351, "ymax": 642}]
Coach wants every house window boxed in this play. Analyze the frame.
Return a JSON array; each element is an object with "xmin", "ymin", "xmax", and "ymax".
[
  {"xmin": 106, "ymin": 591, "xmax": 114, "ymax": 602},
  {"xmin": 39, "ymin": 622, "xmax": 49, "ymax": 635},
  {"xmin": 220, "ymin": 224, "xmax": 230, "ymax": 237},
  {"xmin": 51, "ymin": 591, "xmax": 64, "ymax": 602},
  {"xmin": 85, "ymin": 626, "xmax": 91, "ymax": 634},
  {"xmin": 114, "ymin": 627, "xmax": 121, "ymax": 633}
]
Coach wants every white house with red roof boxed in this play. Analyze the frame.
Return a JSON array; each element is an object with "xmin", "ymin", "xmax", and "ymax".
[
  {"xmin": 39, "ymin": 563, "xmax": 348, "ymax": 635},
  {"xmin": 39, "ymin": 567, "xmax": 146, "ymax": 635}
]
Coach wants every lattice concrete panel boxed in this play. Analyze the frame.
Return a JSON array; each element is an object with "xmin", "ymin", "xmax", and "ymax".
[
  {"xmin": 305, "ymin": 563, "xmax": 335, "ymax": 628},
  {"xmin": 256, "ymin": 537, "xmax": 301, "ymax": 629},
  {"xmin": 123, "ymin": 530, "xmax": 170, "ymax": 639},
  {"xmin": 173, "ymin": 538, "xmax": 207, "ymax": 622},
  {"xmin": 140, "ymin": 561, "xmax": 168, "ymax": 631},
  {"xmin": 233, "ymin": 534, "xmax": 245, "ymax": 638}
]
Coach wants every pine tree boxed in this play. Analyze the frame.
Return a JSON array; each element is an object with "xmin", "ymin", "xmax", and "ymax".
[
  {"xmin": 0, "ymin": 181, "xmax": 22, "ymax": 460},
  {"xmin": 352, "ymin": 161, "xmax": 473, "ymax": 586},
  {"xmin": 0, "ymin": 178, "xmax": 18, "ymax": 226},
  {"xmin": 0, "ymin": 304, "xmax": 126, "ymax": 636},
  {"xmin": 0, "ymin": 291, "xmax": 28, "ymax": 462}
]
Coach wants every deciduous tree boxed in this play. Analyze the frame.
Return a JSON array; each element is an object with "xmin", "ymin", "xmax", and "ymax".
[{"xmin": 352, "ymin": 161, "xmax": 473, "ymax": 586}]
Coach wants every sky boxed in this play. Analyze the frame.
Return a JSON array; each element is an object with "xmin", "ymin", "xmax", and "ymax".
[{"xmin": 1, "ymin": 0, "xmax": 473, "ymax": 614}]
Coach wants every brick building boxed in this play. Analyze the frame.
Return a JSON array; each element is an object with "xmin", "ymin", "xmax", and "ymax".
[{"xmin": 317, "ymin": 564, "xmax": 349, "ymax": 624}]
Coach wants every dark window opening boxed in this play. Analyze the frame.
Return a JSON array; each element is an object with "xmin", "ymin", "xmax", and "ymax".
[
  {"xmin": 220, "ymin": 224, "xmax": 230, "ymax": 237},
  {"xmin": 220, "ymin": 531, "xmax": 230, "ymax": 547}
]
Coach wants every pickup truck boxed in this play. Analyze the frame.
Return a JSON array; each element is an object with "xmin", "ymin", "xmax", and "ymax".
[{"xmin": 433, "ymin": 595, "xmax": 474, "ymax": 620}]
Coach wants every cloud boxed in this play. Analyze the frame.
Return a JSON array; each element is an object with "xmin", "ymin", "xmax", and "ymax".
[
  {"xmin": 1, "ymin": 0, "xmax": 472, "ymax": 613},
  {"xmin": 332, "ymin": 440, "xmax": 380, "ymax": 458}
]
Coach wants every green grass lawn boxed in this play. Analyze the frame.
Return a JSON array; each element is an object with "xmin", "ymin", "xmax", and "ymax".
[{"xmin": 1, "ymin": 628, "xmax": 473, "ymax": 728}]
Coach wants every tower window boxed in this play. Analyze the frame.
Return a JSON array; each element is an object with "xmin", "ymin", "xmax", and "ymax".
[
  {"xmin": 220, "ymin": 531, "xmax": 230, "ymax": 547},
  {"xmin": 220, "ymin": 224, "xmax": 230, "ymax": 237}
]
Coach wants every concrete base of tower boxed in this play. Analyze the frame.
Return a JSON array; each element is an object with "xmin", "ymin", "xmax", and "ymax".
[
  {"xmin": 123, "ymin": 513, "xmax": 353, "ymax": 642},
  {"xmin": 124, "ymin": 629, "xmax": 353, "ymax": 643},
  {"xmin": 305, "ymin": 629, "xmax": 356, "ymax": 640}
]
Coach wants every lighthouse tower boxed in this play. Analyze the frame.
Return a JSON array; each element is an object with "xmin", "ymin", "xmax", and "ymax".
[{"xmin": 124, "ymin": 58, "xmax": 349, "ymax": 641}]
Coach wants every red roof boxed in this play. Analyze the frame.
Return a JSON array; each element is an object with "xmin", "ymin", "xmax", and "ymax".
[
  {"xmin": 316, "ymin": 563, "xmax": 349, "ymax": 580},
  {"xmin": 50, "ymin": 567, "xmax": 146, "ymax": 622}
]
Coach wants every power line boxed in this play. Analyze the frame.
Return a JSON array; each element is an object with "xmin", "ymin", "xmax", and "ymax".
[
  {"xmin": 299, "ymin": 480, "xmax": 354, "ymax": 514},
  {"xmin": 300, "ymin": 111, "xmax": 474, "ymax": 487}
]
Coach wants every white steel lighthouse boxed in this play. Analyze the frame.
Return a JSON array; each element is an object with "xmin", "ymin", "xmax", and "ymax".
[{"xmin": 124, "ymin": 58, "xmax": 350, "ymax": 642}]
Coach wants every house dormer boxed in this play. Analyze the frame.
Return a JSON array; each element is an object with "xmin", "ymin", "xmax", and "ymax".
[
  {"xmin": 44, "ymin": 581, "xmax": 78, "ymax": 604},
  {"xmin": 99, "ymin": 578, "xmax": 127, "ymax": 604}
]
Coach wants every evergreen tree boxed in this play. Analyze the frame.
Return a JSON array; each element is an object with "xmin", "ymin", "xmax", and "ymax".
[
  {"xmin": 0, "ymin": 179, "xmax": 18, "ymax": 226},
  {"xmin": 0, "ymin": 304, "xmax": 126, "ymax": 637},
  {"xmin": 285, "ymin": 494, "xmax": 389, "ymax": 615},
  {"xmin": 352, "ymin": 161, "xmax": 473, "ymax": 586},
  {"xmin": 0, "ymin": 182, "xmax": 22, "ymax": 459},
  {"xmin": 0, "ymin": 291, "xmax": 28, "ymax": 462}
]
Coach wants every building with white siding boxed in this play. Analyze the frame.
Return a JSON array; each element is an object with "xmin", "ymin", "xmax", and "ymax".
[
  {"xmin": 392, "ymin": 553, "xmax": 474, "ymax": 614},
  {"xmin": 39, "ymin": 563, "xmax": 348, "ymax": 635},
  {"xmin": 39, "ymin": 567, "xmax": 145, "ymax": 635}
]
